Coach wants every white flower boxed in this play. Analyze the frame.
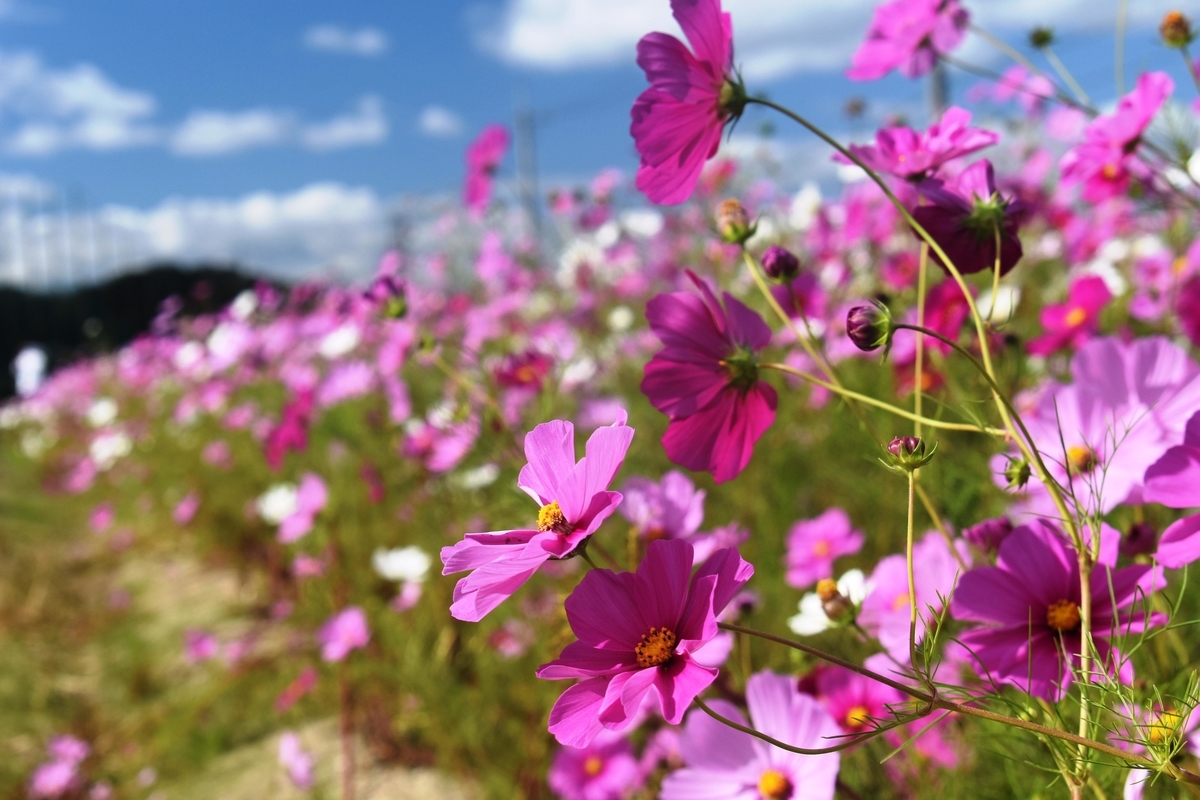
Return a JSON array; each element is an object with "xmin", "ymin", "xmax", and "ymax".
[
  {"xmin": 318, "ymin": 324, "xmax": 361, "ymax": 359},
  {"xmin": 789, "ymin": 182, "xmax": 822, "ymax": 232},
  {"xmin": 607, "ymin": 306, "xmax": 634, "ymax": 333},
  {"xmin": 451, "ymin": 463, "xmax": 500, "ymax": 490},
  {"xmin": 86, "ymin": 398, "xmax": 118, "ymax": 428},
  {"xmin": 372, "ymin": 546, "xmax": 432, "ymax": 583},
  {"xmin": 229, "ymin": 290, "xmax": 258, "ymax": 321},
  {"xmin": 787, "ymin": 569, "xmax": 868, "ymax": 637},
  {"xmin": 90, "ymin": 430, "xmax": 132, "ymax": 470},
  {"xmin": 978, "ymin": 286, "xmax": 1022, "ymax": 323},
  {"xmin": 560, "ymin": 357, "xmax": 597, "ymax": 391},
  {"xmin": 256, "ymin": 484, "xmax": 298, "ymax": 525},
  {"xmin": 619, "ymin": 209, "xmax": 663, "ymax": 238}
]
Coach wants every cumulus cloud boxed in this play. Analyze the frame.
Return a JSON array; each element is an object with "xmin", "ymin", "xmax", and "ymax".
[
  {"xmin": 171, "ymin": 109, "xmax": 293, "ymax": 156},
  {"xmin": 417, "ymin": 105, "xmax": 464, "ymax": 138},
  {"xmin": 303, "ymin": 24, "xmax": 389, "ymax": 56},
  {"xmin": 302, "ymin": 95, "xmax": 388, "ymax": 151},
  {"xmin": 475, "ymin": 0, "xmax": 1177, "ymax": 80}
]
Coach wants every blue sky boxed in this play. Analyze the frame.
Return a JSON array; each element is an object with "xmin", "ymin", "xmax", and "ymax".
[{"xmin": 0, "ymin": 0, "xmax": 1189, "ymax": 285}]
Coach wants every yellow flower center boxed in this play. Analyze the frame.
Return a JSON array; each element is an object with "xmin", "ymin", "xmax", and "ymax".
[
  {"xmin": 1046, "ymin": 598, "xmax": 1081, "ymax": 631},
  {"xmin": 634, "ymin": 627, "xmax": 678, "ymax": 668},
  {"xmin": 816, "ymin": 578, "xmax": 839, "ymax": 602},
  {"xmin": 1174, "ymin": 256, "xmax": 1190, "ymax": 276},
  {"xmin": 644, "ymin": 525, "xmax": 669, "ymax": 542},
  {"xmin": 812, "ymin": 540, "xmax": 831, "ymax": 558},
  {"xmin": 757, "ymin": 769, "xmax": 793, "ymax": 800},
  {"xmin": 537, "ymin": 501, "xmax": 570, "ymax": 534},
  {"xmin": 846, "ymin": 704, "xmax": 872, "ymax": 730},
  {"xmin": 891, "ymin": 591, "xmax": 911, "ymax": 612},
  {"xmin": 1102, "ymin": 163, "xmax": 1119, "ymax": 181},
  {"xmin": 1067, "ymin": 445, "xmax": 1097, "ymax": 475},
  {"xmin": 1065, "ymin": 306, "xmax": 1088, "ymax": 327},
  {"xmin": 1147, "ymin": 711, "xmax": 1183, "ymax": 745},
  {"xmin": 583, "ymin": 755, "xmax": 604, "ymax": 776}
]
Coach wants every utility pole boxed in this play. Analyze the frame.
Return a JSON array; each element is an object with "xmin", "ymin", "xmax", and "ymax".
[{"xmin": 513, "ymin": 88, "xmax": 541, "ymax": 244}]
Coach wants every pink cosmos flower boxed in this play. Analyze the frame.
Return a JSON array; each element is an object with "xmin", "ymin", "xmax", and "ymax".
[
  {"xmin": 536, "ymin": 538, "xmax": 753, "ymax": 747},
  {"xmin": 265, "ymin": 389, "xmax": 314, "ymax": 471},
  {"xmin": 952, "ymin": 520, "xmax": 1164, "ymax": 701},
  {"xmin": 660, "ymin": 670, "xmax": 840, "ymax": 800},
  {"xmin": 619, "ymin": 470, "xmax": 745, "ymax": 564},
  {"xmin": 29, "ymin": 761, "xmax": 79, "ymax": 799},
  {"xmin": 89, "ymin": 502, "xmax": 114, "ymax": 533},
  {"xmin": 47, "ymin": 737, "xmax": 89, "ymax": 766},
  {"xmin": 1060, "ymin": 72, "xmax": 1174, "ymax": 202},
  {"xmin": 464, "ymin": 124, "xmax": 509, "ymax": 217},
  {"xmin": 275, "ymin": 665, "xmax": 318, "ymax": 713},
  {"xmin": 911, "ymin": 159, "xmax": 1026, "ymax": 276},
  {"xmin": 173, "ymin": 492, "xmax": 200, "ymax": 526},
  {"xmin": 202, "ymin": 439, "xmax": 232, "ymax": 469},
  {"xmin": 814, "ymin": 663, "xmax": 904, "ymax": 738},
  {"xmin": 183, "ymin": 629, "xmax": 220, "ymax": 663},
  {"xmin": 784, "ymin": 508, "xmax": 865, "ymax": 590},
  {"xmin": 1145, "ymin": 410, "xmax": 1200, "ymax": 510},
  {"xmin": 847, "ymin": 0, "xmax": 968, "ymax": 81},
  {"xmin": 548, "ymin": 731, "xmax": 644, "ymax": 800},
  {"xmin": 441, "ymin": 414, "xmax": 634, "ymax": 622},
  {"xmin": 631, "ymin": 0, "xmax": 740, "ymax": 204},
  {"xmin": 642, "ymin": 272, "xmax": 776, "ymax": 483},
  {"xmin": 840, "ymin": 106, "xmax": 997, "ymax": 181},
  {"xmin": 1026, "ymin": 276, "xmax": 1111, "ymax": 356},
  {"xmin": 279, "ymin": 473, "xmax": 328, "ymax": 543},
  {"xmin": 402, "ymin": 412, "xmax": 480, "ymax": 473},
  {"xmin": 278, "ymin": 732, "xmax": 314, "ymax": 790},
  {"xmin": 317, "ymin": 606, "xmax": 370, "ymax": 662}
]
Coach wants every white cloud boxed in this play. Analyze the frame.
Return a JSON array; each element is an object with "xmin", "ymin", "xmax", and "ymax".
[
  {"xmin": 476, "ymin": 0, "xmax": 1177, "ymax": 80},
  {"xmin": 0, "ymin": 50, "xmax": 160, "ymax": 154},
  {"xmin": 0, "ymin": 172, "xmax": 52, "ymax": 201},
  {"xmin": 170, "ymin": 109, "xmax": 293, "ymax": 156},
  {"xmin": 417, "ymin": 105, "xmax": 464, "ymax": 138},
  {"xmin": 303, "ymin": 24, "xmax": 389, "ymax": 57},
  {"xmin": 302, "ymin": 95, "xmax": 388, "ymax": 151}
]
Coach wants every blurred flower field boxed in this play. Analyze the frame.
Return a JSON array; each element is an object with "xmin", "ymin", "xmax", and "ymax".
[{"xmin": 9, "ymin": 1, "xmax": 1200, "ymax": 798}]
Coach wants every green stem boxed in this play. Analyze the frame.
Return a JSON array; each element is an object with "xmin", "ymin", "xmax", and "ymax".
[
  {"xmin": 760, "ymin": 362, "xmax": 1003, "ymax": 435},
  {"xmin": 694, "ymin": 696, "xmax": 899, "ymax": 755},
  {"xmin": 905, "ymin": 471, "xmax": 920, "ymax": 674},
  {"xmin": 915, "ymin": 242, "xmax": 929, "ymax": 437},
  {"xmin": 1041, "ymin": 44, "xmax": 1092, "ymax": 107}
]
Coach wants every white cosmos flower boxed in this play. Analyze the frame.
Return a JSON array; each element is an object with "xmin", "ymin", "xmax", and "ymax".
[
  {"xmin": 86, "ymin": 398, "xmax": 118, "ymax": 428},
  {"xmin": 257, "ymin": 484, "xmax": 298, "ymax": 525},
  {"xmin": 372, "ymin": 546, "xmax": 432, "ymax": 583},
  {"xmin": 787, "ymin": 569, "xmax": 869, "ymax": 637},
  {"xmin": 318, "ymin": 324, "xmax": 361, "ymax": 359},
  {"xmin": 90, "ymin": 430, "xmax": 132, "ymax": 470}
]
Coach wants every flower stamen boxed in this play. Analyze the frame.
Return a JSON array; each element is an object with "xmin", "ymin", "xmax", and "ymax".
[
  {"xmin": 758, "ymin": 769, "xmax": 793, "ymax": 800},
  {"xmin": 537, "ymin": 501, "xmax": 571, "ymax": 534},
  {"xmin": 1046, "ymin": 598, "xmax": 1081, "ymax": 631},
  {"xmin": 635, "ymin": 627, "xmax": 678, "ymax": 668}
]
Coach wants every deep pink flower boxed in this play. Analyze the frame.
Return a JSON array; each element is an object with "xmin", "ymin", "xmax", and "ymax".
[
  {"xmin": 548, "ymin": 731, "xmax": 644, "ymax": 800},
  {"xmin": 275, "ymin": 665, "xmax": 318, "ymax": 713},
  {"xmin": 441, "ymin": 414, "xmax": 634, "ymax": 622},
  {"xmin": 847, "ymin": 0, "xmax": 968, "ymax": 81},
  {"xmin": 784, "ymin": 508, "xmax": 864, "ymax": 589},
  {"xmin": 1145, "ymin": 410, "xmax": 1200, "ymax": 510},
  {"xmin": 265, "ymin": 389, "xmax": 314, "ymax": 471},
  {"xmin": 952, "ymin": 520, "xmax": 1164, "ymax": 701},
  {"xmin": 536, "ymin": 538, "xmax": 752, "ymax": 747},
  {"xmin": 911, "ymin": 159, "xmax": 1026, "ymax": 276},
  {"xmin": 641, "ymin": 272, "xmax": 776, "ymax": 483},
  {"xmin": 840, "ymin": 106, "xmax": 997, "ymax": 181},
  {"xmin": 1178, "ymin": 275, "xmax": 1200, "ymax": 347},
  {"xmin": 631, "ymin": 0, "xmax": 741, "ymax": 205},
  {"xmin": 495, "ymin": 349, "xmax": 554, "ymax": 390},
  {"xmin": 815, "ymin": 663, "xmax": 904, "ymax": 736},
  {"xmin": 317, "ymin": 606, "xmax": 370, "ymax": 662},
  {"xmin": 1026, "ymin": 276, "xmax": 1111, "ymax": 356},
  {"xmin": 1060, "ymin": 72, "xmax": 1174, "ymax": 202},
  {"xmin": 660, "ymin": 671, "xmax": 840, "ymax": 800},
  {"xmin": 463, "ymin": 124, "xmax": 509, "ymax": 217}
]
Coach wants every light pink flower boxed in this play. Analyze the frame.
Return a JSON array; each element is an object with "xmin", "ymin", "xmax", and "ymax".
[
  {"xmin": 464, "ymin": 124, "xmax": 509, "ymax": 217},
  {"xmin": 278, "ymin": 732, "xmax": 314, "ymax": 790},
  {"xmin": 279, "ymin": 473, "xmax": 328, "ymax": 543},
  {"xmin": 784, "ymin": 508, "xmax": 865, "ymax": 589},
  {"xmin": 847, "ymin": 0, "xmax": 968, "ymax": 81},
  {"xmin": 317, "ymin": 606, "xmax": 370, "ymax": 662}
]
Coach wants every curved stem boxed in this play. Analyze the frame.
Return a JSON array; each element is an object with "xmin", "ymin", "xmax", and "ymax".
[
  {"xmin": 760, "ymin": 362, "xmax": 1002, "ymax": 435},
  {"xmin": 694, "ymin": 696, "xmax": 899, "ymax": 755},
  {"xmin": 718, "ymin": 622, "xmax": 1200, "ymax": 784}
]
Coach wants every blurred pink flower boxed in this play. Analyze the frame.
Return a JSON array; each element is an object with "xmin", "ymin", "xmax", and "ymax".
[
  {"xmin": 847, "ymin": 0, "xmax": 968, "ymax": 81},
  {"xmin": 173, "ymin": 492, "xmax": 200, "ymax": 526},
  {"xmin": 463, "ymin": 124, "xmax": 509, "ymax": 217},
  {"xmin": 1026, "ymin": 275, "xmax": 1111, "ymax": 355},
  {"xmin": 292, "ymin": 554, "xmax": 326, "ymax": 578},
  {"xmin": 784, "ymin": 507, "xmax": 864, "ymax": 589},
  {"xmin": 265, "ymin": 389, "xmax": 314, "ymax": 471},
  {"xmin": 183, "ymin": 629, "xmax": 220, "ymax": 663},
  {"xmin": 201, "ymin": 439, "xmax": 232, "ymax": 469},
  {"xmin": 89, "ymin": 502, "xmax": 114, "ymax": 533},
  {"xmin": 840, "ymin": 106, "xmax": 997, "ymax": 181},
  {"xmin": 548, "ymin": 731, "xmax": 644, "ymax": 800},
  {"xmin": 279, "ymin": 473, "xmax": 328, "ymax": 543},
  {"xmin": 278, "ymin": 732, "xmax": 314, "ymax": 790},
  {"xmin": 631, "ymin": 0, "xmax": 738, "ymax": 204},
  {"xmin": 275, "ymin": 665, "xmax": 319, "ymax": 713},
  {"xmin": 317, "ymin": 606, "xmax": 370, "ymax": 662}
]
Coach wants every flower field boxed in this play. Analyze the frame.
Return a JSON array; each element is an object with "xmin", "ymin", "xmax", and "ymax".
[{"xmin": 8, "ymin": 1, "xmax": 1200, "ymax": 798}]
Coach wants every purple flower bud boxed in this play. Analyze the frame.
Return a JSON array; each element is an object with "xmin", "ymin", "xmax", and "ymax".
[
  {"xmin": 963, "ymin": 517, "xmax": 1013, "ymax": 554},
  {"xmin": 1121, "ymin": 523, "xmax": 1158, "ymax": 557},
  {"xmin": 883, "ymin": 436, "xmax": 937, "ymax": 472},
  {"xmin": 761, "ymin": 245, "xmax": 800, "ymax": 281},
  {"xmin": 887, "ymin": 436, "xmax": 923, "ymax": 458},
  {"xmin": 846, "ymin": 304, "xmax": 892, "ymax": 352}
]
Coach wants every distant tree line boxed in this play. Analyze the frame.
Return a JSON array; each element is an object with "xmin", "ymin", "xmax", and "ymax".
[{"xmin": 0, "ymin": 263, "xmax": 268, "ymax": 400}]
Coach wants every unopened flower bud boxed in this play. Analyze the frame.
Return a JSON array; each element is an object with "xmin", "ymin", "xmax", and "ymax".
[
  {"xmin": 816, "ymin": 579, "xmax": 854, "ymax": 623},
  {"xmin": 761, "ymin": 245, "xmax": 800, "ymax": 281},
  {"xmin": 1003, "ymin": 456, "xmax": 1031, "ymax": 490},
  {"xmin": 716, "ymin": 198, "xmax": 755, "ymax": 245},
  {"xmin": 1161, "ymin": 11, "xmax": 1193, "ymax": 48},
  {"xmin": 1029, "ymin": 27, "xmax": 1054, "ymax": 49},
  {"xmin": 963, "ymin": 517, "xmax": 1013, "ymax": 554},
  {"xmin": 883, "ymin": 436, "xmax": 937, "ymax": 472},
  {"xmin": 846, "ymin": 303, "xmax": 893, "ymax": 352}
]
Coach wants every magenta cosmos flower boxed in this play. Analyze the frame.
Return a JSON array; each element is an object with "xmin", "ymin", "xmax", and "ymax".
[
  {"xmin": 1026, "ymin": 275, "xmax": 1111, "ymax": 356},
  {"xmin": 548, "ymin": 731, "xmax": 644, "ymax": 800},
  {"xmin": 317, "ymin": 606, "xmax": 370, "ymax": 662},
  {"xmin": 463, "ymin": 123, "xmax": 510, "ymax": 217},
  {"xmin": 1060, "ymin": 72, "xmax": 1174, "ymax": 202},
  {"xmin": 847, "ymin": 0, "xmax": 968, "ymax": 82},
  {"xmin": 1145, "ymin": 410, "xmax": 1200, "ymax": 510},
  {"xmin": 841, "ymin": 106, "xmax": 997, "ymax": 181},
  {"xmin": 631, "ymin": 0, "xmax": 744, "ymax": 205},
  {"xmin": 952, "ymin": 520, "xmax": 1164, "ymax": 701},
  {"xmin": 912, "ymin": 159, "xmax": 1027, "ymax": 276},
  {"xmin": 642, "ymin": 272, "xmax": 776, "ymax": 483},
  {"xmin": 660, "ymin": 670, "xmax": 840, "ymax": 800},
  {"xmin": 537, "ymin": 538, "xmax": 753, "ymax": 747},
  {"xmin": 784, "ymin": 507, "xmax": 864, "ymax": 590},
  {"xmin": 441, "ymin": 414, "xmax": 634, "ymax": 622}
]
